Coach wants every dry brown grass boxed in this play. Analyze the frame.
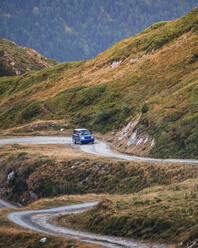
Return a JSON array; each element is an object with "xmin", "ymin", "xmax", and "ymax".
[
  {"xmin": 28, "ymin": 193, "xmax": 108, "ymax": 209},
  {"xmin": 54, "ymin": 179, "xmax": 198, "ymax": 246},
  {"xmin": 1, "ymin": 22, "xmax": 197, "ymax": 109},
  {"xmin": 0, "ymin": 142, "xmax": 101, "ymax": 162}
]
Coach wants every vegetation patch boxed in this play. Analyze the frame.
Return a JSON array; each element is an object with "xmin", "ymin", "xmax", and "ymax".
[
  {"xmin": 1, "ymin": 148, "xmax": 198, "ymax": 205},
  {"xmin": 46, "ymin": 83, "xmax": 131, "ymax": 132},
  {"xmin": 0, "ymin": 101, "xmax": 43, "ymax": 128}
]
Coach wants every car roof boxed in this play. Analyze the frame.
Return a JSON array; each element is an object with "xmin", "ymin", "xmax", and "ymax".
[{"xmin": 74, "ymin": 128, "xmax": 89, "ymax": 131}]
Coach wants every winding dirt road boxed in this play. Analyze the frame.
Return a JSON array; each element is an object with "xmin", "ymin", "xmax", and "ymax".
[
  {"xmin": 0, "ymin": 136, "xmax": 197, "ymax": 164},
  {"xmin": 7, "ymin": 202, "xmax": 167, "ymax": 248},
  {"xmin": 0, "ymin": 136, "xmax": 196, "ymax": 247}
]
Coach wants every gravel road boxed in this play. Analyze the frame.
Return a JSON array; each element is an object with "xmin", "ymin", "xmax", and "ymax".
[
  {"xmin": 0, "ymin": 198, "xmax": 16, "ymax": 208},
  {"xmin": 7, "ymin": 201, "xmax": 167, "ymax": 248},
  {"xmin": 0, "ymin": 136, "xmax": 198, "ymax": 164}
]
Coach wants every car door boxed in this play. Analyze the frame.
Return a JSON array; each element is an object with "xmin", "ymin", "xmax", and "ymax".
[
  {"xmin": 76, "ymin": 131, "xmax": 80, "ymax": 143},
  {"xmin": 72, "ymin": 130, "xmax": 78, "ymax": 143}
]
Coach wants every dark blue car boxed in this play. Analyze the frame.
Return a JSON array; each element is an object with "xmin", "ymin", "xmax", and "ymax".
[{"xmin": 72, "ymin": 129, "xmax": 94, "ymax": 144}]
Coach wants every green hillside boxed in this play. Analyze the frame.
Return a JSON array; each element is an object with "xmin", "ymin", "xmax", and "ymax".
[
  {"xmin": 0, "ymin": 0, "xmax": 197, "ymax": 61},
  {"xmin": 0, "ymin": 7, "xmax": 198, "ymax": 159}
]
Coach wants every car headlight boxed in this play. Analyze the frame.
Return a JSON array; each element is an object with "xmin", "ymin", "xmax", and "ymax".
[{"xmin": 81, "ymin": 136, "xmax": 85, "ymax": 140}]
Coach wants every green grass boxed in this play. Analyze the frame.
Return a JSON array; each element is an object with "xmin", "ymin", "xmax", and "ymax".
[
  {"xmin": 14, "ymin": 62, "xmax": 80, "ymax": 93},
  {"xmin": 140, "ymin": 76, "xmax": 198, "ymax": 159},
  {"xmin": 0, "ymin": 231, "xmax": 69, "ymax": 248},
  {"xmin": 0, "ymin": 101, "xmax": 43, "ymax": 128},
  {"xmin": 0, "ymin": 76, "xmax": 20, "ymax": 98},
  {"xmin": 142, "ymin": 8, "xmax": 198, "ymax": 53}
]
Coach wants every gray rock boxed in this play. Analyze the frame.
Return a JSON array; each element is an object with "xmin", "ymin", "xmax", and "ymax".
[
  {"xmin": 40, "ymin": 237, "xmax": 47, "ymax": 243},
  {"xmin": 7, "ymin": 171, "xmax": 15, "ymax": 180}
]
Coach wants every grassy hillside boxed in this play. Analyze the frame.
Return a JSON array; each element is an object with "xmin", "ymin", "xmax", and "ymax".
[
  {"xmin": 56, "ymin": 180, "xmax": 198, "ymax": 246},
  {"xmin": 0, "ymin": 7, "xmax": 198, "ymax": 159},
  {"xmin": 1, "ymin": 144, "xmax": 198, "ymax": 247},
  {"xmin": 0, "ymin": 38, "xmax": 57, "ymax": 76}
]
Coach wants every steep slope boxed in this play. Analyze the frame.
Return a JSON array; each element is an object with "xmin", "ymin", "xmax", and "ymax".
[
  {"xmin": 0, "ymin": 38, "xmax": 57, "ymax": 76},
  {"xmin": 0, "ymin": 7, "xmax": 198, "ymax": 159}
]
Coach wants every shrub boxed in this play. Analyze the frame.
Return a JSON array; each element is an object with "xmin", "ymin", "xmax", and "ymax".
[
  {"xmin": 21, "ymin": 102, "xmax": 42, "ymax": 120},
  {"xmin": 141, "ymin": 103, "xmax": 148, "ymax": 113},
  {"xmin": 121, "ymin": 104, "xmax": 131, "ymax": 115},
  {"xmin": 94, "ymin": 110, "xmax": 112, "ymax": 124}
]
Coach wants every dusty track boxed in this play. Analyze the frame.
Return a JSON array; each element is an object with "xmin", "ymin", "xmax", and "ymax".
[
  {"xmin": 7, "ymin": 202, "xmax": 167, "ymax": 248},
  {"xmin": 0, "ymin": 136, "xmax": 197, "ymax": 163}
]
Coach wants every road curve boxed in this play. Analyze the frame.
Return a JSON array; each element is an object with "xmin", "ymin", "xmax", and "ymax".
[
  {"xmin": 0, "ymin": 136, "xmax": 198, "ymax": 164},
  {"xmin": 0, "ymin": 136, "xmax": 183, "ymax": 247},
  {"xmin": 0, "ymin": 198, "xmax": 16, "ymax": 208},
  {"xmin": 7, "ymin": 201, "xmax": 167, "ymax": 248}
]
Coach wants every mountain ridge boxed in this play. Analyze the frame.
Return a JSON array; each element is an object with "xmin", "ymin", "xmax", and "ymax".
[{"xmin": 0, "ymin": 0, "xmax": 197, "ymax": 61}]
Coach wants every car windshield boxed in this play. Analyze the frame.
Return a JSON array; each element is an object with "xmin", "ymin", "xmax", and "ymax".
[{"xmin": 79, "ymin": 130, "xmax": 90, "ymax": 135}]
